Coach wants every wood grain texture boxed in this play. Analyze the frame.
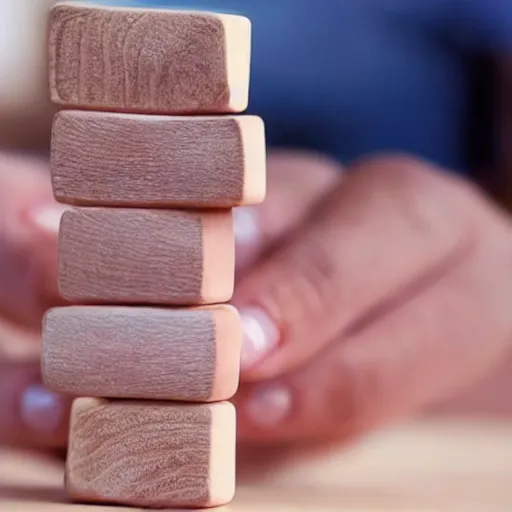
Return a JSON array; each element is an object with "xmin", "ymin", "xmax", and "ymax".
[
  {"xmin": 51, "ymin": 111, "xmax": 266, "ymax": 208},
  {"xmin": 66, "ymin": 398, "xmax": 236, "ymax": 508},
  {"xmin": 58, "ymin": 207, "xmax": 234, "ymax": 305},
  {"xmin": 48, "ymin": 2, "xmax": 251, "ymax": 113},
  {"xmin": 42, "ymin": 305, "xmax": 241, "ymax": 402}
]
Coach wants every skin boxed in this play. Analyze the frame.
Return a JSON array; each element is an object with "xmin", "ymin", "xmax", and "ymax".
[
  {"xmin": 0, "ymin": 0, "xmax": 511, "ymax": 454},
  {"xmin": 1, "ymin": 149, "xmax": 512, "ymax": 451},
  {"xmin": 234, "ymin": 152, "xmax": 512, "ymax": 445}
]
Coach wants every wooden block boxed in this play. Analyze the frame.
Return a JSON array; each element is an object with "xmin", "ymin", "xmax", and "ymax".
[
  {"xmin": 58, "ymin": 208, "xmax": 234, "ymax": 305},
  {"xmin": 49, "ymin": 2, "xmax": 251, "ymax": 114},
  {"xmin": 42, "ymin": 305, "xmax": 241, "ymax": 402},
  {"xmin": 66, "ymin": 398, "xmax": 236, "ymax": 508},
  {"xmin": 51, "ymin": 111, "xmax": 266, "ymax": 208}
]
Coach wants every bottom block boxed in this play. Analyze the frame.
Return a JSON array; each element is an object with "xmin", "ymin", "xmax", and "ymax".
[{"xmin": 66, "ymin": 398, "xmax": 236, "ymax": 509}]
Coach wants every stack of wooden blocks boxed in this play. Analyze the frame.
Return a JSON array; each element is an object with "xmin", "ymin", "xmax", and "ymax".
[{"xmin": 41, "ymin": 1, "xmax": 266, "ymax": 509}]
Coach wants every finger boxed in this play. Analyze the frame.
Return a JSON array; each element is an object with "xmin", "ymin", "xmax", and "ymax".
[
  {"xmin": 0, "ymin": 152, "xmax": 68, "ymax": 328},
  {"xmin": 0, "ymin": 359, "xmax": 70, "ymax": 448},
  {"xmin": 235, "ymin": 215, "xmax": 512, "ymax": 443},
  {"xmin": 0, "ymin": 315, "xmax": 40, "ymax": 358},
  {"xmin": 234, "ymin": 150, "xmax": 341, "ymax": 273},
  {"xmin": 233, "ymin": 155, "xmax": 485, "ymax": 380}
]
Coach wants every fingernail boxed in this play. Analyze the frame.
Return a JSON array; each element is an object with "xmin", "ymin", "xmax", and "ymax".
[
  {"xmin": 245, "ymin": 384, "xmax": 293, "ymax": 427},
  {"xmin": 233, "ymin": 206, "xmax": 261, "ymax": 269},
  {"xmin": 20, "ymin": 384, "xmax": 66, "ymax": 434},
  {"xmin": 239, "ymin": 307, "xmax": 280, "ymax": 371},
  {"xmin": 29, "ymin": 204, "xmax": 69, "ymax": 235}
]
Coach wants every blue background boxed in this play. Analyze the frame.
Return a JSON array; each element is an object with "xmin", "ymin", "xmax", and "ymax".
[{"xmin": 94, "ymin": 1, "xmax": 512, "ymax": 174}]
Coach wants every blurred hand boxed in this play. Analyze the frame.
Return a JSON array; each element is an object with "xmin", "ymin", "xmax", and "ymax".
[
  {"xmin": 3, "ymin": 149, "xmax": 512, "ymax": 453},
  {"xmin": 233, "ymin": 152, "xmax": 512, "ymax": 445},
  {"xmin": 0, "ymin": 152, "xmax": 69, "ymax": 449}
]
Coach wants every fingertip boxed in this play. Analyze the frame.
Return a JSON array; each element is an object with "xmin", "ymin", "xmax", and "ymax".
[
  {"xmin": 235, "ymin": 383, "xmax": 294, "ymax": 443},
  {"xmin": 238, "ymin": 306, "xmax": 280, "ymax": 375},
  {"xmin": 29, "ymin": 203, "xmax": 70, "ymax": 236},
  {"xmin": 233, "ymin": 206, "xmax": 262, "ymax": 272},
  {"xmin": 19, "ymin": 383, "xmax": 70, "ymax": 448},
  {"xmin": 0, "ymin": 362, "xmax": 71, "ymax": 449}
]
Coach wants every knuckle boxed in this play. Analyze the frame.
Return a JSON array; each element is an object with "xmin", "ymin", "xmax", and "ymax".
[
  {"xmin": 353, "ymin": 152, "xmax": 490, "ymax": 212},
  {"xmin": 350, "ymin": 153, "xmax": 489, "ymax": 248}
]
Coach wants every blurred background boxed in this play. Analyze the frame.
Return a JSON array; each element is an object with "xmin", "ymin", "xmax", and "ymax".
[
  {"xmin": 0, "ymin": 0, "xmax": 56, "ymax": 150},
  {"xmin": 1, "ymin": 0, "xmax": 512, "ymax": 417},
  {"xmin": 1, "ymin": 0, "xmax": 510, "ymax": 203}
]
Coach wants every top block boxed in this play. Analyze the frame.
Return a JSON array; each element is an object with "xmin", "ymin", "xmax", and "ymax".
[{"xmin": 48, "ymin": 2, "xmax": 251, "ymax": 114}]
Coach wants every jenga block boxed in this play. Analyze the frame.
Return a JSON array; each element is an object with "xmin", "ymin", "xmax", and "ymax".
[
  {"xmin": 66, "ymin": 398, "xmax": 236, "ymax": 508},
  {"xmin": 49, "ymin": 2, "xmax": 251, "ymax": 114},
  {"xmin": 51, "ymin": 111, "xmax": 266, "ymax": 208},
  {"xmin": 58, "ymin": 208, "xmax": 234, "ymax": 305},
  {"xmin": 42, "ymin": 305, "xmax": 241, "ymax": 402}
]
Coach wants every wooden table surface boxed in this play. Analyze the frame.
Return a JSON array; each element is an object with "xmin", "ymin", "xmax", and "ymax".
[{"xmin": 1, "ymin": 419, "xmax": 512, "ymax": 511}]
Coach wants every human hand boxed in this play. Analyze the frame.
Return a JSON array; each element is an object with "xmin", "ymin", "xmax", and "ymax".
[
  {"xmin": 3, "ymin": 149, "xmax": 512, "ymax": 452},
  {"xmin": 233, "ymin": 152, "xmax": 512, "ymax": 445},
  {"xmin": 0, "ymin": 152, "xmax": 70, "ymax": 449}
]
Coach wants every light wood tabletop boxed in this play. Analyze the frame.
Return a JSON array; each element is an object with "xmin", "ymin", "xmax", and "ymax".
[{"xmin": 1, "ymin": 418, "xmax": 512, "ymax": 511}]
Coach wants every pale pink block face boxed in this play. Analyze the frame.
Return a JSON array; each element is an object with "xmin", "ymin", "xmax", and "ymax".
[
  {"xmin": 42, "ymin": 305, "xmax": 242, "ymax": 402},
  {"xmin": 57, "ymin": 207, "xmax": 234, "ymax": 306},
  {"xmin": 51, "ymin": 111, "xmax": 266, "ymax": 208},
  {"xmin": 49, "ymin": 2, "xmax": 251, "ymax": 113}
]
